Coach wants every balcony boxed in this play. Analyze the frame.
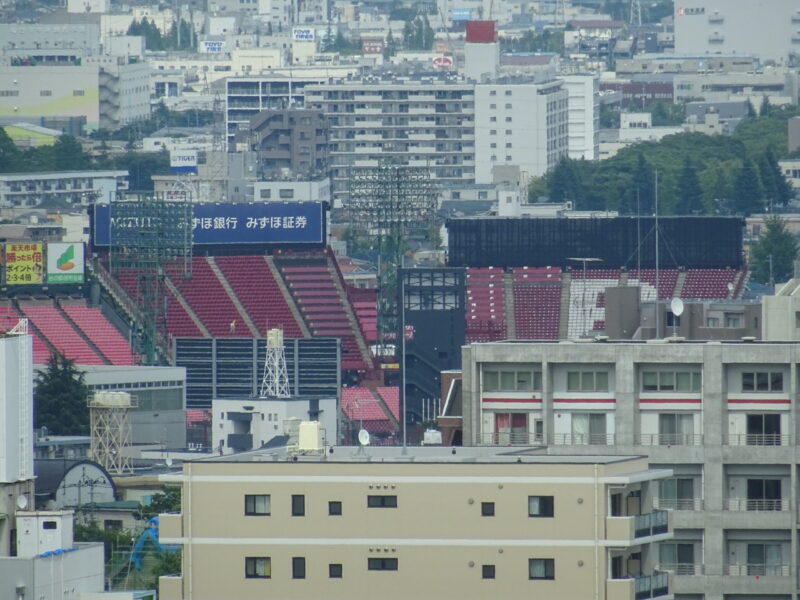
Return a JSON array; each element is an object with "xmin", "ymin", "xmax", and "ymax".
[
  {"xmin": 724, "ymin": 434, "xmax": 789, "ymax": 446},
  {"xmin": 553, "ymin": 433, "xmax": 615, "ymax": 446},
  {"xmin": 158, "ymin": 575, "xmax": 183, "ymax": 600},
  {"xmin": 607, "ymin": 573, "xmax": 670, "ymax": 600},
  {"xmin": 479, "ymin": 432, "xmax": 544, "ymax": 446},
  {"xmin": 159, "ymin": 513, "xmax": 183, "ymax": 540},
  {"xmin": 724, "ymin": 498, "xmax": 787, "ymax": 512},
  {"xmin": 657, "ymin": 563, "xmax": 704, "ymax": 576},
  {"xmin": 606, "ymin": 510, "xmax": 670, "ymax": 543},
  {"xmin": 725, "ymin": 564, "xmax": 790, "ymax": 576},
  {"xmin": 638, "ymin": 434, "xmax": 703, "ymax": 446},
  {"xmin": 652, "ymin": 497, "xmax": 703, "ymax": 511}
]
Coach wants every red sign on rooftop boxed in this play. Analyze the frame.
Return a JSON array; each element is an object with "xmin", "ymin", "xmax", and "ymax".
[{"xmin": 465, "ymin": 20, "xmax": 496, "ymax": 43}]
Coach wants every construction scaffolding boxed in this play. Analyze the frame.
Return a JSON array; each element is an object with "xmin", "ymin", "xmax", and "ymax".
[
  {"xmin": 348, "ymin": 162, "xmax": 437, "ymax": 353},
  {"xmin": 109, "ymin": 192, "xmax": 193, "ymax": 364},
  {"xmin": 89, "ymin": 391, "xmax": 137, "ymax": 475}
]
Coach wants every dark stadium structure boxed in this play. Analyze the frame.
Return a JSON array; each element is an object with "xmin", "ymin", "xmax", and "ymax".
[
  {"xmin": 174, "ymin": 337, "xmax": 341, "ymax": 409},
  {"xmin": 447, "ymin": 216, "xmax": 744, "ymax": 269}
]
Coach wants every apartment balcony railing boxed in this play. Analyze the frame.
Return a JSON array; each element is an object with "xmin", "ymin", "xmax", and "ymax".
[
  {"xmin": 724, "ymin": 498, "xmax": 787, "ymax": 512},
  {"xmin": 634, "ymin": 510, "xmax": 669, "ymax": 538},
  {"xmin": 724, "ymin": 434, "xmax": 790, "ymax": 446},
  {"xmin": 725, "ymin": 564, "xmax": 790, "ymax": 576},
  {"xmin": 479, "ymin": 432, "xmax": 544, "ymax": 446},
  {"xmin": 657, "ymin": 563, "xmax": 704, "ymax": 576},
  {"xmin": 635, "ymin": 572, "xmax": 670, "ymax": 599},
  {"xmin": 553, "ymin": 433, "xmax": 615, "ymax": 446},
  {"xmin": 638, "ymin": 433, "xmax": 703, "ymax": 446},
  {"xmin": 652, "ymin": 497, "xmax": 703, "ymax": 511}
]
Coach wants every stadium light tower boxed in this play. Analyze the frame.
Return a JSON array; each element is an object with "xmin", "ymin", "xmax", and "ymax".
[{"xmin": 259, "ymin": 328, "xmax": 290, "ymax": 399}]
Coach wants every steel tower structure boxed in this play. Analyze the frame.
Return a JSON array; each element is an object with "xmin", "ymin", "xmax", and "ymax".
[{"xmin": 259, "ymin": 328, "xmax": 290, "ymax": 399}]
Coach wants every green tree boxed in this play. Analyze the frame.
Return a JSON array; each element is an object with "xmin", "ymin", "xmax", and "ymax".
[
  {"xmin": 53, "ymin": 135, "xmax": 90, "ymax": 171},
  {"xmin": 140, "ymin": 486, "xmax": 181, "ymax": 520},
  {"xmin": 0, "ymin": 127, "xmax": 22, "ymax": 172},
  {"xmin": 749, "ymin": 216, "xmax": 799, "ymax": 284},
  {"xmin": 759, "ymin": 95, "xmax": 772, "ymax": 117},
  {"xmin": 674, "ymin": 158, "xmax": 703, "ymax": 215},
  {"xmin": 759, "ymin": 147, "xmax": 794, "ymax": 210},
  {"xmin": 147, "ymin": 549, "xmax": 182, "ymax": 590},
  {"xmin": 621, "ymin": 153, "xmax": 655, "ymax": 215},
  {"xmin": 34, "ymin": 354, "xmax": 90, "ymax": 435},
  {"xmin": 548, "ymin": 158, "xmax": 585, "ymax": 206},
  {"xmin": 731, "ymin": 158, "xmax": 764, "ymax": 216},
  {"xmin": 75, "ymin": 520, "xmax": 134, "ymax": 562},
  {"xmin": 384, "ymin": 28, "xmax": 397, "ymax": 58}
]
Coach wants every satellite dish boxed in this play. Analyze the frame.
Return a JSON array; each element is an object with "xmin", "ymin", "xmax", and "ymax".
[
  {"xmin": 16, "ymin": 494, "xmax": 28, "ymax": 510},
  {"xmin": 165, "ymin": 457, "xmax": 173, "ymax": 467},
  {"xmin": 358, "ymin": 429, "xmax": 371, "ymax": 446},
  {"xmin": 670, "ymin": 297, "xmax": 684, "ymax": 317}
]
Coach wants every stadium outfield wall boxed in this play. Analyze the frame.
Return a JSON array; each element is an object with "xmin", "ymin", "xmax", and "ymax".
[{"xmin": 446, "ymin": 216, "xmax": 744, "ymax": 269}]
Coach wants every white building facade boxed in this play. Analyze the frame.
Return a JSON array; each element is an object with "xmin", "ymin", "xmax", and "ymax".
[
  {"xmin": 562, "ymin": 74, "xmax": 599, "ymax": 161},
  {"xmin": 474, "ymin": 79, "xmax": 568, "ymax": 183}
]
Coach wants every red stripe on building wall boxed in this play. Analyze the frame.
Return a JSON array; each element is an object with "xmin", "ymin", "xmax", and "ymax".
[
  {"xmin": 553, "ymin": 398, "xmax": 616, "ymax": 403},
  {"xmin": 639, "ymin": 398, "xmax": 702, "ymax": 404}
]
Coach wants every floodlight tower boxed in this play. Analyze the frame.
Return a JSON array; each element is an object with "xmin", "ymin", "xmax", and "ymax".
[
  {"xmin": 89, "ymin": 391, "xmax": 136, "ymax": 475},
  {"xmin": 259, "ymin": 328, "xmax": 290, "ymax": 399},
  {"xmin": 630, "ymin": 0, "xmax": 642, "ymax": 27}
]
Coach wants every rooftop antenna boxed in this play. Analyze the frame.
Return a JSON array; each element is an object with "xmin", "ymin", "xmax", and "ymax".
[
  {"xmin": 259, "ymin": 328, "xmax": 290, "ymax": 399},
  {"xmin": 670, "ymin": 297, "xmax": 684, "ymax": 338}
]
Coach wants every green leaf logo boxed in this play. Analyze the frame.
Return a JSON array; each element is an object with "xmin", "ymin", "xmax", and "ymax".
[{"xmin": 56, "ymin": 245, "xmax": 75, "ymax": 271}]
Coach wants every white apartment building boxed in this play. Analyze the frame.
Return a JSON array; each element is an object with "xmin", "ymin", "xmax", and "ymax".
[
  {"xmin": 462, "ymin": 339, "xmax": 800, "ymax": 600},
  {"xmin": 674, "ymin": 0, "xmax": 800, "ymax": 65},
  {"xmin": 0, "ymin": 170, "xmax": 128, "ymax": 208},
  {"xmin": 304, "ymin": 76, "xmax": 476, "ymax": 204},
  {"xmin": 562, "ymin": 74, "xmax": 599, "ymax": 161},
  {"xmin": 474, "ymin": 79, "xmax": 568, "ymax": 184}
]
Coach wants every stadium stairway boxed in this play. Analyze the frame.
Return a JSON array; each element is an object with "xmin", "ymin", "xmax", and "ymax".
[
  {"xmin": 6, "ymin": 303, "xmax": 56, "ymax": 364},
  {"xmin": 558, "ymin": 271, "xmax": 571, "ymax": 339},
  {"xmin": 206, "ymin": 257, "xmax": 260, "ymax": 336},
  {"xmin": 503, "ymin": 272, "xmax": 516, "ymax": 339},
  {"xmin": 324, "ymin": 249, "xmax": 373, "ymax": 369},
  {"xmin": 163, "ymin": 277, "xmax": 211, "ymax": 337},
  {"xmin": 674, "ymin": 271, "xmax": 687, "ymax": 298},
  {"xmin": 16, "ymin": 300, "xmax": 105, "ymax": 365},
  {"xmin": 264, "ymin": 256, "xmax": 310, "ymax": 338},
  {"xmin": 56, "ymin": 301, "xmax": 113, "ymax": 365}
]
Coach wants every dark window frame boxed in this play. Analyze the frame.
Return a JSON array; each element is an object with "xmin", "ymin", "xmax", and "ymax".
[
  {"xmin": 529, "ymin": 558, "xmax": 555, "ymax": 580},
  {"xmin": 481, "ymin": 502, "xmax": 495, "ymax": 516},
  {"xmin": 292, "ymin": 556, "xmax": 306, "ymax": 579},
  {"xmin": 244, "ymin": 494, "xmax": 270, "ymax": 516},
  {"xmin": 367, "ymin": 495, "xmax": 398, "ymax": 508},
  {"xmin": 329, "ymin": 500, "xmax": 342, "ymax": 515},
  {"xmin": 482, "ymin": 564, "xmax": 496, "ymax": 579},
  {"xmin": 245, "ymin": 556, "xmax": 271, "ymax": 579},
  {"xmin": 368, "ymin": 557, "xmax": 398, "ymax": 571},
  {"xmin": 528, "ymin": 495, "xmax": 554, "ymax": 518},
  {"xmin": 291, "ymin": 494, "xmax": 305, "ymax": 516},
  {"xmin": 329, "ymin": 563, "xmax": 343, "ymax": 578}
]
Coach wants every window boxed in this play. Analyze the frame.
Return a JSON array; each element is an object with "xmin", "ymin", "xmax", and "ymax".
[
  {"xmin": 279, "ymin": 188, "xmax": 295, "ymax": 199},
  {"xmin": 0, "ymin": 90, "xmax": 19, "ymax": 96},
  {"xmin": 367, "ymin": 495, "xmax": 397, "ymax": 508},
  {"xmin": 482, "ymin": 564, "xmax": 495, "ymax": 579},
  {"xmin": 658, "ymin": 413, "xmax": 694, "ymax": 444},
  {"xmin": 329, "ymin": 563, "xmax": 342, "ymax": 578},
  {"xmin": 259, "ymin": 189, "xmax": 271, "ymax": 199},
  {"xmin": 483, "ymin": 369, "xmax": 541, "ymax": 392},
  {"xmin": 659, "ymin": 543, "xmax": 694, "ymax": 571},
  {"xmin": 505, "ymin": 103, "xmax": 512, "ymax": 109},
  {"xmin": 245, "ymin": 494, "xmax": 270, "ymax": 515},
  {"xmin": 642, "ymin": 371, "xmax": 701, "ymax": 392},
  {"xmin": 747, "ymin": 478, "xmax": 781, "ymax": 511},
  {"xmin": 505, "ymin": 117, "xmax": 512, "ymax": 122},
  {"xmin": 741, "ymin": 371, "xmax": 783, "ymax": 392},
  {"xmin": 490, "ymin": 103, "xmax": 496, "ymax": 109},
  {"xmin": 566, "ymin": 371, "xmax": 608, "ymax": 392},
  {"xmin": 505, "ymin": 90, "xmax": 512, "ymax": 96},
  {"xmin": 528, "ymin": 496, "xmax": 554, "ymax": 517},
  {"xmin": 529, "ymin": 558, "xmax": 555, "ymax": 580},
  {"xmin": 746, "ymin": 544, "xmax": 782, "ymax": 576},
  {"xmin": 481, "ymin": 502, "xmax": 495, "ymax": 516},
  {"xmin": 292, "ymin": 494, "xmax": 305, "ymax": 516},
  {"xmin": 746, "ymin": 413, "xmax": 781, "ymax": 445},
  {"xmin": 659, "ymin": 478, "xmax": 695, "ymax": 510},
  {"xmin": 490, "ymin": 130, "xmax": 496, "ymax": 135},
  {"xmin": 245, "ymin": 557, "xmax": 271, "ymax": 578},
  {"xmin": 292, "ymin": 557, "xmax": 306, "ymax": 579},
  {"xmin": 329, "ymin": 500, "xmax": 342, "ymax": 515},
  {"xmin": 40, "ymin": 90, "xmax": 52, "ymax": 96},
  {"xmin": 73, "ymin": 89, "xmax": 85, "ymax": 96},
  {"xmin": 42, "ymin": 521, "xmax": 58, "ymax": 530},
  {"xmin": 104, "ymin": 519, "xmax": 123, "ymax": 530},
  {"xmin": 490, "ymin": 116, "xmax": 497, "ymax": 122},
  {"xmin": 368, "ymin": 558, "xmax": 398, "ymax": 571},
  {"xmin": 571, "ymin": 413, "xmax": 606, "ymax": 444}
]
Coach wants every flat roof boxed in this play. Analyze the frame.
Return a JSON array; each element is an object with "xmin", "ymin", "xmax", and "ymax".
[{"xmin": 201, "ymin": 445, "xmax": 648, "ymax": 465}]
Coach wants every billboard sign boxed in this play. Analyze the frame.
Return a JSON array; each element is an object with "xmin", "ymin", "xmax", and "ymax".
[
  {"xmin": 170, "ymin": 150, "xmax": 198, "ymax": 173},
  {"xmin": 5, "ymin": 243, "xmax": 43, "ymax": 285},
  {"xmin": 292, "ymin": 27, "xmax": 315, "ymax": 42},
  {"xmin": 46, "ymin": 243, "xmax": 85, "ymax": 284},
  {"xmin": 200, "ymin": 40, "xmax": 226, "ymax": 53},
  {"xmin": 433, "ymin": 55, "xmax": 454, "ymax": 69},
  {"xmin": 93, "ymin": 202, "xmax": 325, "ymax": 247},
  {"xmin": 451, "ymin": 7, "xmax": 472, "ymax": 20}
]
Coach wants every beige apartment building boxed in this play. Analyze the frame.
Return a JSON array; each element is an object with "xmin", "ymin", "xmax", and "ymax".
[{"xmin": 158, "ymin": 448, "xmax": 673, "ymax": 600}]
